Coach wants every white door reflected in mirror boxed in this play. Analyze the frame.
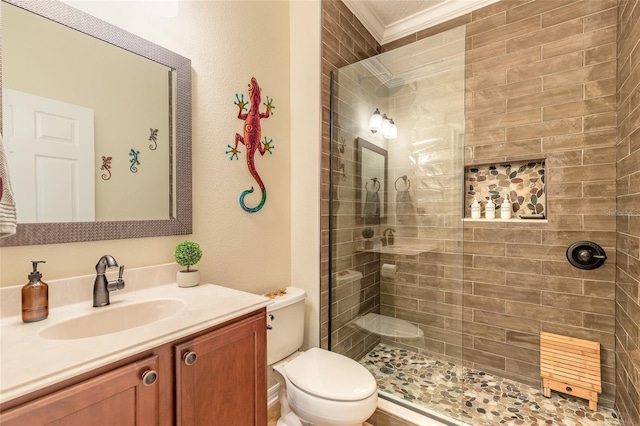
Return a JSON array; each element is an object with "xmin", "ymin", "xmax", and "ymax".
[{"xmin": 3, "ymin": 89, "xmax": 95, "ymax": 223}]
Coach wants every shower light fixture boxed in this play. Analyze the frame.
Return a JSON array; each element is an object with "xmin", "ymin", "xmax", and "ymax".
[
  {"xmin": 369, "ymin": 108, "xmax": 383, "ymax": 133},
  {"xmin": 384, "ymin": 119, "xmax": 397, "ymax": 140},
  {"xmin": 369, "ymin": 108, "xmax": 397, "ymax": 139}
]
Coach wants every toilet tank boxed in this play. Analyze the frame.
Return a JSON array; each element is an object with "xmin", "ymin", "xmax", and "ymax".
[{"xmin": 265, "ymin": 287, "xmax": 306, "ymax": 365}]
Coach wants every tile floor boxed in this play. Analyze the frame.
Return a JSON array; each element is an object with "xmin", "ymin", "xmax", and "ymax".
[{"xmin": 361, "ymin": 343, "xmax": 621, "ymax": 426}]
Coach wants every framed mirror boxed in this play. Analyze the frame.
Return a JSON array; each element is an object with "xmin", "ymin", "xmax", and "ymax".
[
  {"xmin": 358, "ymin": 137, "xmax": 387, "ymax": 223},
  {"xmin": 0, "ymin": 0, "xmax": 192, "ymax": 246}
]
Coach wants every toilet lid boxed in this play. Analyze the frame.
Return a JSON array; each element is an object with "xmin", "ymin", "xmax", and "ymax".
[{"xmin": 284, "ymin": 347, "xmax": 377, "ymax": 401}]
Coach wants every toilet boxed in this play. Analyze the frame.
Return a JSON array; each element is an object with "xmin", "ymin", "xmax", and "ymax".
[{"xmin": 266, "ymin": 286, "xmax": 378, "ymax": 426}]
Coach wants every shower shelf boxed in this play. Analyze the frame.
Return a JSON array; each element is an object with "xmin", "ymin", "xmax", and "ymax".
[
  {"xmin": 463, "ymin": 218, "xmax": 548, "ymax": 223},
  {"xmin": 357, "ymin": 245, "xmax": 436, "ymax": 255}
]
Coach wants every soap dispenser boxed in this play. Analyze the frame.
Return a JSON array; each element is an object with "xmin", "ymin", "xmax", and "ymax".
[
  {"xmin": 485, "ymin": 197, "xmax": 496, "ymax": 219},
  {"xmin": 471, "ymin": 195, "xmax": 481, "ymax": 219},
  {"xmin": 500, "ymin": 195, "xmax": 511, "ymax": 219},
  {"xmin": 22, "ymin": 260, "xmax": 49, "ymax": 323}
]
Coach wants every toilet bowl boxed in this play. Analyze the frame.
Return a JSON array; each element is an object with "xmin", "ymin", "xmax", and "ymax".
[{"xmin": 266, "ymin": 287, "xmax": 378, "ymax": 426}]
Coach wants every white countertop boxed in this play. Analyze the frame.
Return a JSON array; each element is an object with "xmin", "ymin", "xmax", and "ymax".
[{"xmin": 0, "ymin": 264, "xmax": 271, "ymax": 404}]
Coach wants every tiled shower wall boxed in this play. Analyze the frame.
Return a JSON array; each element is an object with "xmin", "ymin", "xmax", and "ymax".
[
  {"xmin": 387, "ymin": 0, "xmax": 619, "ymax": 408},
  {"xmin": 615, "ymin": 0, "xmax": 640, "ymax": 424},
  {"xmin": 322, "ymin": 0, "xmax": 620, "ymax": 409},
  {"xmin": 320, "ymin": 0, "xmax": 380, "ymax": 350}
]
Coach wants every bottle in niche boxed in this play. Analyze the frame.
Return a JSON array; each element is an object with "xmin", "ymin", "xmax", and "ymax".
[
  {"xmin": 485, "ymin": 198, "xmax": 496, "ymax": 219},
  {"xmin": 471, "ymin": 196, "xmax": 481, "ymax": 219},
  {"xmin": 22, "ymin": 260, "xmax": 49, "ymax": 323},
  {"xmin": 500, "ymin": 196, "xmax": 511, "ymax": 219}
]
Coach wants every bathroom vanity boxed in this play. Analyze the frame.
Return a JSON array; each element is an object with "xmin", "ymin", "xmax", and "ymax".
[{"xmin": 0, "ymin": 264, "xmax": 271, "ymax": 425}]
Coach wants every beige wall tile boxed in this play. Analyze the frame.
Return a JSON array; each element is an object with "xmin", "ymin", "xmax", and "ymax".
[
  {"xmin": 473, "ymin": 47, "xmax": 542, "ymax": 75},
  {"xmin": 475, "ymin": 282, "xmax": 541, "ymax": 303},
  {"xmin": 507, "ymin": 51, "xmax": 583, "ymax": 83},
  {"xmin": 504, "ymin": 301, "xmax": 583, "ymax": 325},
  {"xmin": 472, "ymin": 109, "xmax": 542, "ymax": 131},
  {"xmin": 541, "ymin": 292, "xmax": 615, "ymax": 315},
  {"xmin": 474, "ymin": 310, "xmax": 541, "ymax": 334},
  {"xmin": 506, "ymin": 18, "xmax": 583, "ymax": 53},
  {"xmin": 541, "ymin": 0, "xmax": 616, "ymax": 28},
  {"xmin": 472, "ymin": 16, "xmax": 541, "ymax": 48},
  {"xmin": 585, "ymin": 42, "xmax": 617, "ymax": 65},
  {"xmin": 543, "ymin": 129, "xmax": 616, "ymax": 151},
  {"xmin": 473, "ymin": 139, "xmax": 542, "ymax": 159},
  {"xmin": 543, "ymin": 62, "xmax": 617, "ymax": 89},
  {"xmin": 584, "ymin": 112, "xmax": 617, "ymax": 132},
  {"xmin": 583, "ymin": 7, "xmax": 617, "ymax": 32},
  {"xmin": 507, "ymin": 117, "xmax": 581, "ymax": 140},
  {"xmin": 474, "ymin": 337, "xmax": 539, "ymax": 362},
  {"xmin": 584, "ymin": 78, "xmax": 616, "ymax": 99},
  {"xmin": 542, "ymin": 26, "xmax": 616, "ymax": 59},
  {"xmin": 543, "ymin": 96, "xmax": 616, "ymax": 121}
]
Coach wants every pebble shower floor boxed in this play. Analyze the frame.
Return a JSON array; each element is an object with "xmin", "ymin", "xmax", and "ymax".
[{"xmin": 360, "ymin": 344, "xmax": 621, "ymax": 426}]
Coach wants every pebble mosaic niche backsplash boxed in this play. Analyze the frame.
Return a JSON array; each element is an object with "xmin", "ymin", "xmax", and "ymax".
[{"xmin": 465, "ymin": 160, "xmax": 546, "ymax": 218}]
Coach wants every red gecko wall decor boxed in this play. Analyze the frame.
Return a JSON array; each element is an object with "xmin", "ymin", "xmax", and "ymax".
[{"xmin": 226, "ymin": 77, "xmax": 275, "ymax": 213}]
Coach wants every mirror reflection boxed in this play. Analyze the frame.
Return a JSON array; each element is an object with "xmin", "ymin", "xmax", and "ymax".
[
  {"xmin": 358, "ymin": 137, "xmax": 387, "ymax": 223},
  {"xmin": 0, "ymin": 0, "xmax": 192, "ymax": 247},
  {"xmin": 2, "ymin": 1, "xmax": 174, "ymax": 223}
]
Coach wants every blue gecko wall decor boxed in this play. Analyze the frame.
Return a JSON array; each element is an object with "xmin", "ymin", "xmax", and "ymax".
[
  {"xmin": 129, "ymin": 149, "xmax": 140, "ymax": 173},
  {"xmin": 226, "ymin": 77, "xmax": 275, "ymax": 213}
]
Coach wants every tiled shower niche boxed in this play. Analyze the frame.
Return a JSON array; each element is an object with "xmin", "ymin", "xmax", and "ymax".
[{"xmin": 464, "ymin": 159, "xmax": 546, "ymax": 219}]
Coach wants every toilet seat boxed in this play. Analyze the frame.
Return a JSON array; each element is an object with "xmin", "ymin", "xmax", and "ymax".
[{"xmin": 283, "ymin": 347, "xmax": 377, "ymax": 401}]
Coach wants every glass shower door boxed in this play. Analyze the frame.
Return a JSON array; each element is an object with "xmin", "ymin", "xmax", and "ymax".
[{"xmin": 329, "ymin": 26, "xmax": 466, "ymax": 423}]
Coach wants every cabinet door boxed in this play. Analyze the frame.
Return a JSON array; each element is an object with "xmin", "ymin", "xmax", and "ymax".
[
  {"xmin": 175, "ymin": 312, "xmax": 267, "ymax": 426},
  {"xmin": 0, "ymin": 355, "xmax": 160, "ymax": 426}
]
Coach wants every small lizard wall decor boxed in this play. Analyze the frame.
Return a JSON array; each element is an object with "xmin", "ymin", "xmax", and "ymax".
[{"xmin": 226, "ymin": 77, "xmax": 275, "ymax": 213}]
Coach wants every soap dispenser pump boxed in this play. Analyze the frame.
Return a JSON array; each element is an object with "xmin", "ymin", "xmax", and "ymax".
[{"xmin": 22, "ymin": 260, "xmax": 49, "ymax": 323}]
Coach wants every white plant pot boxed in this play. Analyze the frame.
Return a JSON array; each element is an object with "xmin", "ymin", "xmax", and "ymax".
[{"xmin": 177, "ymin": 270, "xmax": 200, "ymax": 288}]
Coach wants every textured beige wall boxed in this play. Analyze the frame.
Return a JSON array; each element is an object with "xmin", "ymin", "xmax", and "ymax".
[
  {"xmin": 290, "ymin": 0, "xmax": 322, "ymax": 350},
  {"xmin": 1, "ymin": 1, "xmax": 293, "ymax": 300}
]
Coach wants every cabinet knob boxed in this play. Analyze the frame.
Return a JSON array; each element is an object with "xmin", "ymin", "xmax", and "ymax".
[
  {"xmin": 141, "ymin": 369, "xmax": 158, "ymax": 386},
  {"xmin": 183, "ymin": 351, "xmax": 197, "ymax": 365}
]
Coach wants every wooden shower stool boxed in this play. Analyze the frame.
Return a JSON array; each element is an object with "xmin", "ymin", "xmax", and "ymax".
[{"xmin": 540, "ymin": 332, "xmax": 602, "ymax": 411}]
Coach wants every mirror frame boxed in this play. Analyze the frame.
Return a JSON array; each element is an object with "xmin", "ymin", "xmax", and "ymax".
[{"xmin": 0, "ymin": 0, "xmax": 192, "ymax": 246}]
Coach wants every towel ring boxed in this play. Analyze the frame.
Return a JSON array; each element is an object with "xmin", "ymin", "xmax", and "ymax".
[
  {"xmin": 365, "ymin": 177, "xmax": 380, "ymax": 192},
  {"xmin": 394, "ymin": 175, "xmax": 410, "ymax": 191}
]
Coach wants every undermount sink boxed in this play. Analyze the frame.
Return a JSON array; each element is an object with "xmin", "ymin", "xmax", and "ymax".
[{"xmin": 39, "ymin": 299, "xmax": 186, "ymax": 340}]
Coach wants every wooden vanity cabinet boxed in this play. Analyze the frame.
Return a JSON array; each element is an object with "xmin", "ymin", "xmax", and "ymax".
[
  {"xmin": 175, "ymin": 311, "xmax": 267, "ymax": 425},
  {"xmin": 0, "ymin": 309, "xmax": 267, "ymax": 426},
  {"xmin": 0, "ymin": 355, "xmax": 161, "ymax": 426}
]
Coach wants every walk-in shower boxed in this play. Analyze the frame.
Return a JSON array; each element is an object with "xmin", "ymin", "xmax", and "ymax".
[
  {"xmin": 328, "ymin": 24, "xmax": 622, "ymax": 426},
  {"xmin": 329, "ymin": 26, "xmax": 466, "ymax": 422}
]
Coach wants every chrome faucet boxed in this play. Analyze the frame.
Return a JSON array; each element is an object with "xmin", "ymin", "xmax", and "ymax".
[
  {"xmin": 382, "ymin": 228, "xmax": 396, "ymax": 246},
  {"xmin": 93, "ymin": 255, "xmax": 125, "ymax": 307}
]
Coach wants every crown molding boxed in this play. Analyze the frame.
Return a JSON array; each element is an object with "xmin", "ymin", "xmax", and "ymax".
[
  {"xmin": 343, "ymin": 0, "xmax": 386, "ymax": 43},
  {"xmin": 344, "ymin": 0, "xmax": 500, "ymax": 45}
]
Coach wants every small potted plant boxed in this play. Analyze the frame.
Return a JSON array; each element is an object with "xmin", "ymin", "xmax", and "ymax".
[
  {"xmin": 174, "ymin": 240, "xmax": 203, "ymax": 288},
  {"xmin": 362, "ymin": 227, "xmax": 375, "ymax": 249}
]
